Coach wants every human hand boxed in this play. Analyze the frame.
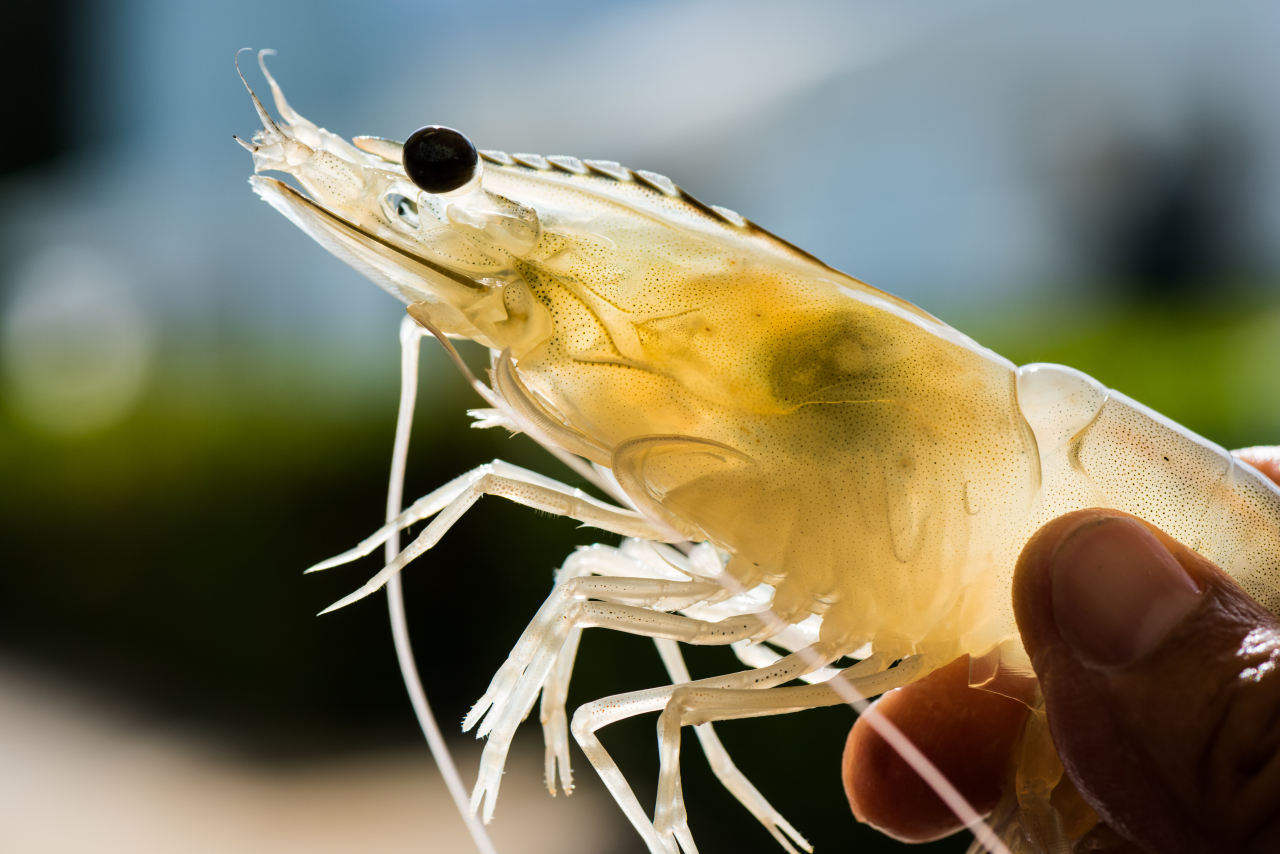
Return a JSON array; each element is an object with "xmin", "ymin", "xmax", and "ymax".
[{"xmin": 843, "ymin": 446, "xmax": 1280, "ymax": 853}]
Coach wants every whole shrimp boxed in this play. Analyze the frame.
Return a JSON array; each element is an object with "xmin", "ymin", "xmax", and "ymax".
[{"xmin": 235, "ymin": 54, "xmax": 1280, "ymax": 854}]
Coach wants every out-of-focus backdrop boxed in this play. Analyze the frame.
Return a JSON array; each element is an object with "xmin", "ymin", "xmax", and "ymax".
[{"xmin": 2, "ymin": 1, "xmax": 1278, "ymax": 852}]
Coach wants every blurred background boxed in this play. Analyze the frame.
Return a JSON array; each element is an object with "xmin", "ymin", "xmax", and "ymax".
[{"xmin": 2, "ymin": 0, "xmax": 1279, "ymax": 851}]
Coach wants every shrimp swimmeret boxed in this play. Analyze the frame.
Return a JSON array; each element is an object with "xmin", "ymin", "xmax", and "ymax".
[{"xmin": 235, "ymin": 53, "xmax": 1280, "ymax": 854}]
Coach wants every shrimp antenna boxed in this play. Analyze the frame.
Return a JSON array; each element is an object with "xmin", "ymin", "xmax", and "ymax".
[
  {"xmin": 404, "ymin": 307, "xmax": 501, "ymax": 409},
  {"xmin": 380, "ymin": 313, "xmax": 619, "ymax": 854},
  {"xmin": 384, "ymin": 315, "xmax": 500, "ymax": 854},
  {"xmin": 234, "ymin": 47, "xmax": 283, "ymax": 138},
  {"xmin": 256, "ymin": 49, "xmax": 304, "ymax": 128}
]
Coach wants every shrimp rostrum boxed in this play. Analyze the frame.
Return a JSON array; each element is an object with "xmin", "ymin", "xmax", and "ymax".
[{"xmin": 236, "ymin": 55, "xmax": 1280, "ymax": 854}]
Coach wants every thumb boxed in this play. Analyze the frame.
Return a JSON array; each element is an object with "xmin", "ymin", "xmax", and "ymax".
[{"xmin": 1014, "ymin": 508, "xmax": 1280, "ymax": 854}]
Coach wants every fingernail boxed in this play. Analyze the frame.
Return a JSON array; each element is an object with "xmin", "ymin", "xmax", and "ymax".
[{"xmin": 1051, "ymin": 516, "xmax": 1202, "ymax": 667}]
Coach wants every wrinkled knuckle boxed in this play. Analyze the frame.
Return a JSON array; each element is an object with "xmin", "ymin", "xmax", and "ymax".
[{"xmin": 1200, "ymin": 678, "xmax": 1280, "ymax": 848}]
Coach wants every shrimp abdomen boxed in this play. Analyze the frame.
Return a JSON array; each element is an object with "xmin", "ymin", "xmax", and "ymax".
[{"xmin": 1019, "ymin": 363, "xmax": 1280, "ymax": 613}]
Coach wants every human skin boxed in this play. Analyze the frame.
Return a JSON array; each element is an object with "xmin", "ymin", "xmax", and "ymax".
[{"xmin": 843, "ymin": 447, "xmax": 1280, "ymax": 853}]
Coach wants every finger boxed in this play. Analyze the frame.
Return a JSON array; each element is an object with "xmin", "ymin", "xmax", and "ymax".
[
  {"xmin": 841, "ymin": 447, "xmax": 1280, "ymax": 846},
  {"xmin": 1235, "ymin": 445, "xmax": 1280, "ymax": 486},
  {"xmin": 841, "ymin": 655, "xmax": 1029, "ymax": 842},
  {"xmin": 1013, "ymin": 507, "xmax": 1280, "ymax": 853},
  {"xmin": 1072, "ymin": 822, "xmax": 1149, "ymax": 853}
]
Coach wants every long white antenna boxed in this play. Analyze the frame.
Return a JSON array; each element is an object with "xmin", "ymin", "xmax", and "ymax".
[
  {"xmin": 805, "ymin": 648, "xmax": 1011, "ymax": 854},
  {"xmin": 385, "ymin": 315, "xmax": 499, "ymax": 854}
]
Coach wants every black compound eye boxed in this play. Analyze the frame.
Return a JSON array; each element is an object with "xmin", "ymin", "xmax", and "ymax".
[{"xmin": 402, "ymin": 126, "xmax": 478, "ymax": 194}]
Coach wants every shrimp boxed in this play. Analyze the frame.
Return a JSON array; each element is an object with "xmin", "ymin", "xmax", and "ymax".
[{"xmin": 235, "ymin": 53, "xmax": 1280, "ymax": 854}]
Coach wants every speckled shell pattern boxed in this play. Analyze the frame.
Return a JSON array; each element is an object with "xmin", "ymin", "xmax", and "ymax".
[
  {"xmin": 249, "ymin": 112, "xmax": 1280, "ymax": 664},
  {"xmin": 475, "ymin": 153, "xmax": 1280, "ymax": 659}
]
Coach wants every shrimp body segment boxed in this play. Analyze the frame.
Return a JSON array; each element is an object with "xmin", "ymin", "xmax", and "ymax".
[{"xmin": 238, "ymin": 57, "xmax": 1280, "ymax": 854}]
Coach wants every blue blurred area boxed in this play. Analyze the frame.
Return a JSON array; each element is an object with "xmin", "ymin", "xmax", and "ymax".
[
  {"xmin": 7, "ymin": 0, "xmax": 1280, "ymax": 361},
  {"xmin": 1, "ymin": 2, "xmax": 1278, "ymax": 853}
]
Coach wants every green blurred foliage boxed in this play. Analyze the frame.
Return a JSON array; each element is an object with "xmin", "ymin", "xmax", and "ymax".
[
  {"xmin": 952, "ymin": 294, "xmax": 1280, "ymax": 451},
  {"xmin": 2, "ymin": 293, "xmax": 1277, "ymax": 852}
]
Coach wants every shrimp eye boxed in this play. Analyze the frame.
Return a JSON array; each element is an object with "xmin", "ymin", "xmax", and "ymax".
[{"xmin": 402, "ymin": 126, "xmax": 478, "ymax": 195}]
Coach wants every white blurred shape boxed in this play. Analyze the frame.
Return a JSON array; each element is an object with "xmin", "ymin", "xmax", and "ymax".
[
  {"xmin": 0, "ymin": 660, "xmax": 625, "ymax": 854},
  {"xmin": 417, "ymin": 0, "xmax": 1007, "ymax": 156},
  {"xmin": 2, "ymin": 246, "xmax": 156, "ymax": 436}
]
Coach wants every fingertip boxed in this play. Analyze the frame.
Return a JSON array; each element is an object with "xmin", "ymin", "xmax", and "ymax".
[
  {"xmin": 1014, "ymin": 508, "xmax": 1236, "ymax": 669},
  {"xmin": 841, "ymin": 724, "xmax": 869, "ymax": 824},
  {"xmin": 842, "ymin": 656, "xmax": 1029, "ymax": 842},
  {"xmin": 1235, "ymin": 445, "xmax": 1280, "ymax": 486},
  {"xmin": 1012, "ymin": 507, "xmax": 1277, "ymax": 852},
  {"xmin": 1013, "ymin": 508, "xmax": 1123, "ymax": 663}
]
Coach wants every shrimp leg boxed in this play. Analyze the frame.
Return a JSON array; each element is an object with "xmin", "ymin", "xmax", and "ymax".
[
  {"xmin": 538, "ymin": 542, "xmax": 714, "ymax": 796},
  {"xmin": 535, "ymin": 544, "xmax": 799, "ymax": 825},
  {"xmin": 653, "ymin": 638, "xmax": 813, "ymax": 854},
  {"xmin": 467, "ymin": 575, "xmax": 724, "ymax": 740},
  {"xmin": 470, "ymin": 594, "xmax": 771, "ymax": 823},
  {"xmin": 308, "ymin": 459, "xmax": 616, "ymax": 572},
  {"xmin": 651, "ymin": 655, "xmax": 929, "ymax": 854},
  {"xmin": 569, "ymin": 644, "xmax": 851, "ymax": 854},
  {"xmin": 317, "ymin": 470, "xmax": 680, "ymax": 614},
  {"xmin": 531, "ymin": 542, "xmax": 806, "ymax": 853}
]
